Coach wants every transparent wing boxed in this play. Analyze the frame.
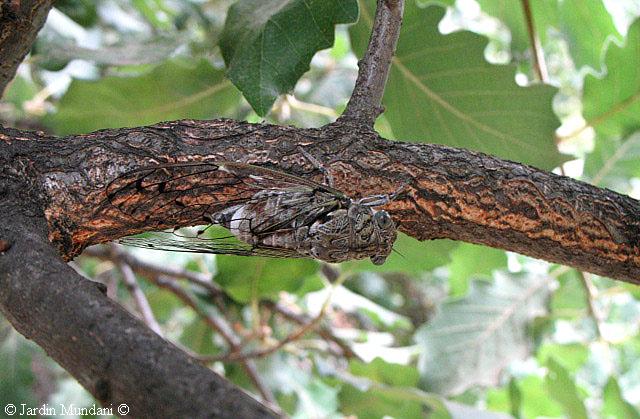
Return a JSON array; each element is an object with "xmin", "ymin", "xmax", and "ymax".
[
  {"xmin": 105, "ymin": 161, "xmax": 343, "ymax": 224},
  {"xmin": 118, "ymin": 231, "xmax": 304, "ymax": 259}
]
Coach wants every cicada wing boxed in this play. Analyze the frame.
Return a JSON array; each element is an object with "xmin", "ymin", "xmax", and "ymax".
[
  {"xmin": 105, "ymin": 161, "xmax": 341, "ymax": 226},
  {"xmin": 118, "ymin": 234, "xmax": 305, "ymax": 259}
]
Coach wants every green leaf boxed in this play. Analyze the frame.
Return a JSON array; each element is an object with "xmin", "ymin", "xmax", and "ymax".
[
  {"xmin": 340, "ymin": 360, "xmax": 449, "ymax": 419},
  {"xmin": 0, "ymin": 336, "xmax": 38, "ymax": 407},
  {"xmin": 350, "ymin": 2, "xmax": 563, "ymax": 170},
  {"xmin": 0, "ymin": 76, "xmax": 38, "ymax": 119},
  {"xmin": 220, "ymin": 0, "xmax": 358, "ymax": 116},
  {"xmin": 549, "ymin": 269, "xmax": 588, "ymax": 318},
  {"xmin": 583, "ymin": 18, "xmax": 640, "ymax": 139},
  {"xmin": 447, "ymin": 243, "xmax": 507, "ymax": 297},
  {"xmin": 179, "ymin": 317, "xmax": 218, "ymax": 355},
  {"xmin": 584, "ymin": 133, "xmax": 640, "ymax": 193},
  {"xmin": 350, "ymin": 358, "xmax": 419, "ymax": 387},
  {"xmin": 545, "ymin": 357, "xmax": 588, "ymax": 419},
  {"xmin": 477, "ymin": 0, "xmax": 619, "ymax": 70},
  {"xmin": 344, "ymin": 233, "xmax": 456, "ymax": 274},
  {"xmin": 477, "ymin": 0, "xmax": 557, "ymax": 55},
  {"xmin": 415, "ymin": 271, "xmax": 550, "ymax": 394},
  {"xmin": 214, "ymin": 256, "xmax": 320, "ymax": 303},
  {"xmin": 264, "ymin": 354, "xmax": 339, "ymax": 418},
  {"xmin": 603, "ymin": 377, "xmax": 640, "ymax": 419},
  {"xmin": 488, "ymin": 375, "xmax": 564, "ymax": 418},
  {"xmin": 145, "ymin": 285, "xmax": 185, "ymax": 323},
  {"xmin": 47, "ymin": 59, "xmax": 241, "ymax": 135},
  {"xmin": 56, "ymin": 0, "xmax": 98, "ymax": 26},
  {"xmin": 537, "ymin": 343, "xmax": 589, "ymax": 374},
  {"xmin": 557, "ymin": 0, "xmax": 621, "ymax": 70}
]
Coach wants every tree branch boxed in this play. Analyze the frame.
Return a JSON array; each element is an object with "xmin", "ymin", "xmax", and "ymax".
[
  {"xmin": 2, "ymin": 119, "xmax": 637, "ymax": 283},
  {"xmin": 521, "ymin": 0, "xmax": 548, "ymax": 82},
  {"xmin": 115, "ymin": 256, "xmax": 163, "ymax": 335},
  {"xmin": 0, "ymin": 0, "xmax": 53, "ymax": 94},
  {"xmin": 150, "ymin": 276, "xmax": 278, "ymax": 407},
  {"xmin": 340, "ymin": 0, "xmax": 404, "ymax": 126}
]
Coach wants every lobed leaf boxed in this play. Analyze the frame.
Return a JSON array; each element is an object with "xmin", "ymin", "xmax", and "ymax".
[
  {"xmin": 583, "ymin": 18, "xmax": 640, "ymax": 139},
  {"xmin": 351, "ymin": 2, "xmax": 563, "ymax": 170},
  {"xmin": 415, "ymin": 271, "xmax": 550, "ymax": 394}
]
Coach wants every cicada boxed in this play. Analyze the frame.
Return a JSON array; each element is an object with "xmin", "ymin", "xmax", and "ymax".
[{"xmin": 106, "ymin": 160, "xmax": 397, "ymax": 265}]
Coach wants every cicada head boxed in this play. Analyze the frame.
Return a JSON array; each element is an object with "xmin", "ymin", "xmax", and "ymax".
[
  {"xmin": 344, "ymin": 204, "xmax": 397, "ymax": 265},
  {"xmin": 369, "ymin": 209, "xmax": 397, "ymax": 265}
]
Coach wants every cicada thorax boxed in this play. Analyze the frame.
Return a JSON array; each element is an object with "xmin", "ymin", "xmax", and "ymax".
[
  {"xmin": 211, "ymin": 187, "xmax": 346, "ymax": 252},
  {"xmin": 304, "ymin": 203, "xmax": 397, "ymax": 265}
]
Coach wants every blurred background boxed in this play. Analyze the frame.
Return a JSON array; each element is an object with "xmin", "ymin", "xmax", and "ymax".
[{"xmin": 2, "ymin": 0, "xmax": 640, "ymax": 417}]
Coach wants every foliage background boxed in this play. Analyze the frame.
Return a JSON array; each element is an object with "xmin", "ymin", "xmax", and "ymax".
[{"xmin": 1, "ymin": 0, "xmax": 640, "ymax": 417}]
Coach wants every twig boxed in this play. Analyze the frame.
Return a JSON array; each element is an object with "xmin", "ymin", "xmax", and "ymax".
[
  {"xmin": 285, "ymin": 95, "xmax": 338, "ymax": 118},
  {"xmin": 521, "ymin": 0, "xmax": 548, "ymax": 82},
  {"xmin": 208, "ymin": 275, "xmax": 347, "ymax": 362},
  {"xmin": 115, "ymin": 260, "xmax": 163, "ymax": 335},
  {"xmin": 264, "ymin": 301, "xmax": 358, "ymax": 359},
  {"xmin": 340, "ymin": 0, "xmax": 405, "ymax": 126},
  {"xmin": 577, "ymin": 271, "xmax": 607, "ymax": 340},
  {"xmin": 84, "ymin": 245, "xmax": 225, "ymax": 297},
  {"xmin": 84, "ymin": 246, "xmax": 357, "ymax": 358},
  {"xmin": 152, "ymin": 276, "xmax": 277, "ymax": 406}
]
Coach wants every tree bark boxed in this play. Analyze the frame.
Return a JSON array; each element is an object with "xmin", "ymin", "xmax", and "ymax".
[
  {"xmin": 2, "ymin": 118, "xmax": 639, "ymax": 284},
  {"xmin": 0, "ymin": 0, "xmax": 53, "ymax": 94}
]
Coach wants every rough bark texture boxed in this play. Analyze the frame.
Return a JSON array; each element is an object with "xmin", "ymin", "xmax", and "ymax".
[
  {"xmin": 2, "ymin": 118, "xmax": 640, "ymax": 283},
  {"xmin": 0, "ymin": 0, "xmax": 53, "ymax": 94}
]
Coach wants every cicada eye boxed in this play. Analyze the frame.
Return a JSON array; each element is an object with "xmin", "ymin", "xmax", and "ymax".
[
  {"xmin": 370, "ymin": 254, "xmax": 387, "ymax": 265},
  {"xmin": 373, "ymin": 211, "xmax": 393, "ymax": 229}
]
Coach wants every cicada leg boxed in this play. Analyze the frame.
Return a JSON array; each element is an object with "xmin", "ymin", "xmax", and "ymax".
[{"xmin": 297, "ymin": 146, "xmax": 335, "ymax": 188}]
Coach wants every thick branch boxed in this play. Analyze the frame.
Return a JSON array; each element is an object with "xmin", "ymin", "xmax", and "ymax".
[
  {"xmin": 340, "ymin": 0, "xmax": 404, "ymax": 126},
  {"xmin": 2, "ymin": 119, "xmax": 639, "ymax": 283},
  {"xmin": 0, "ymin": 0, "xmax": 53, "ymax": 94},
  {"xmin": 0, "ymin": 215, "xmax": 276, "ymax": 418}
]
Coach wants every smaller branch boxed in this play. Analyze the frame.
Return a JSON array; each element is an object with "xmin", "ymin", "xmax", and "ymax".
[
  {"xmin": 151, "ymin": 276, "xmax": 277, "ymax": 406},
  {"xmin": 577, "ymin": 271, "xmax": 607, "ymax": 340},
  {"xmin": 340, "ymin": 0, "xmax": 404, "ymax": 126},
  {"xmin": 210, "ymin": 277, "xmax": 345, "ymax": 363},
  {"xmin": 521, "ymin": 0, "xmax": 548, "ymax": 82},
  {"xmin": 84, "ymin": 246, "xmax": 357, "ymax": 358},
  {"xmin": 285, "ymin": 95, "xmax": 338, "ymax": 118},
  {"xmin": 210, "ymin": 305, "xmax": 328, "ymax": 362},
  {"xmin": 264, "ymin": 301, "xmax": 358, "ymax": 359},
  {"xmin": 82, "ymin": 246, "xmax": 276, "ymax": 405},
  {"xmin": 84, "ymin": 245, "xmax": 226, "ymax": 298},
  {"xmin": 115, "ymin": 259, "xmax": 163, "ymax": 335}
]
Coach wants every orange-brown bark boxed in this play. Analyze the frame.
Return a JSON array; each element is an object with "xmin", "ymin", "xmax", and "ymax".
[{"xmin": 2, "ymin": 119, "xmax": 638, "ymax": 283}]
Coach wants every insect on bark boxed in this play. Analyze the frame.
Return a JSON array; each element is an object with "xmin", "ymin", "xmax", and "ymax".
[{"xmin": 106, "ymin": 160, "xmax": 398, "ymax": 265}]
